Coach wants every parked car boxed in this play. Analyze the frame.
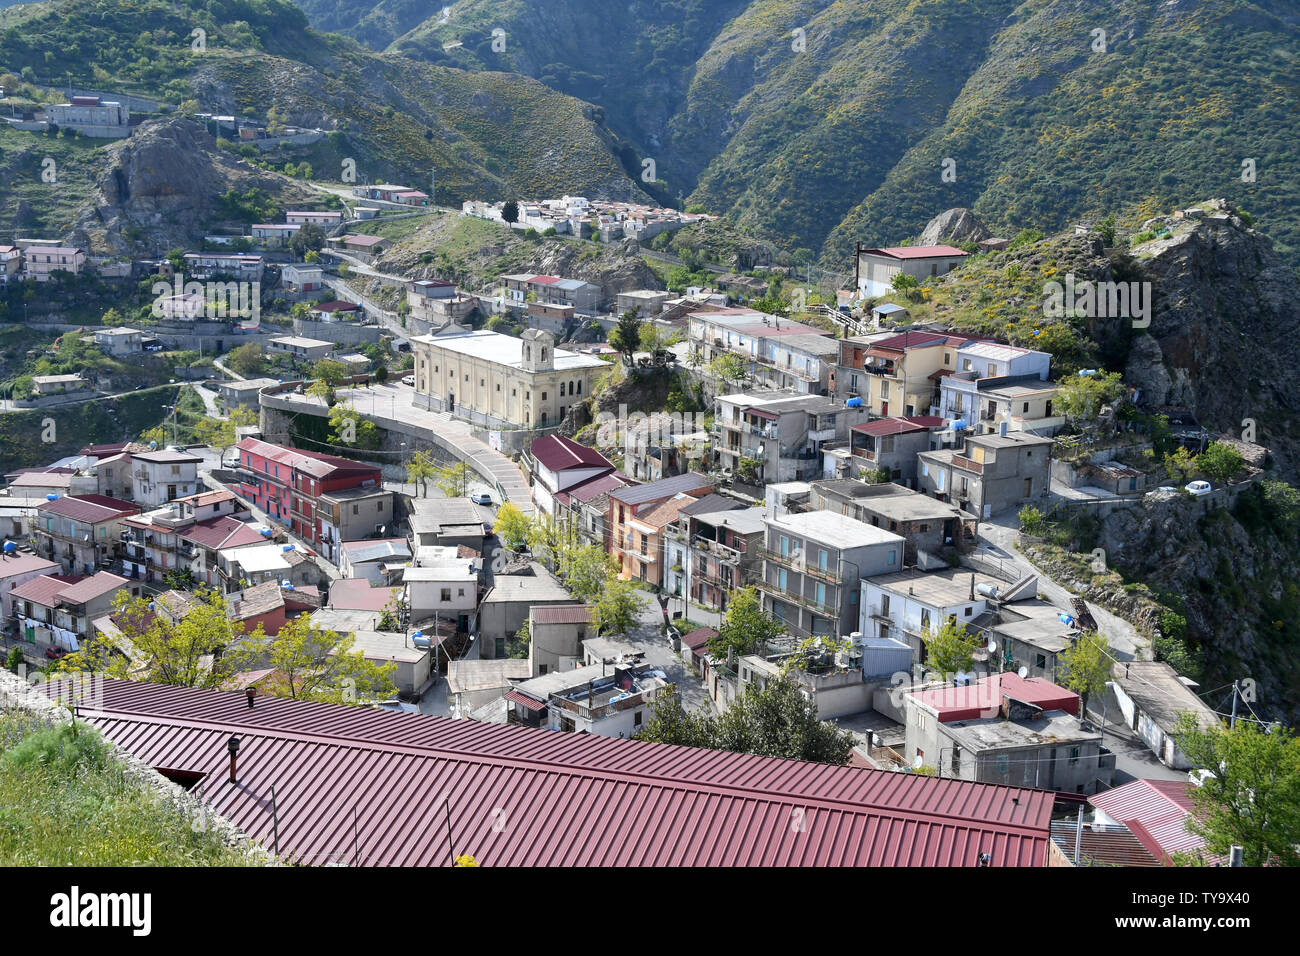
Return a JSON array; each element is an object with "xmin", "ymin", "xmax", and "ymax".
[
  {"xmin": 44, "ymin": 646, "xmax": 66, "ymax": 660},
  {"xmin": 402, "ymin": 374, "xmax": 416, "ymax": 387},
  {"xmin": 471, "ymin": 493, "xmax": 493, "ymax": 506},
  {"xmin": 1185, "ymin": 480, "xmax": 1213, "ymax": 496}
]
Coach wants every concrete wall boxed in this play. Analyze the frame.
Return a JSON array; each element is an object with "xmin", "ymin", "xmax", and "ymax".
[{"xmin": 293, "ymin": 318, "xmax": 384, "ymax": 345}]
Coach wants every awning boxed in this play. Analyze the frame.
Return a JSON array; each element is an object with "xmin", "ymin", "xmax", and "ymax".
[
  {"xmin": 504, "ymin": 689, "xmax": 548, "ymax": 713},
  {"xmin": 745, "ymin": 408, "xmax": 778, "ymax": 421}
]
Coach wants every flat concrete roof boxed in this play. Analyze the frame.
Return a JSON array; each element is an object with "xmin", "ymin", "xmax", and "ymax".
[
  {"xmin": 413, "ymin": 329, "xmax": 606, "ymax": 371},
  {"xmin": 943, "ymin": 711, "xmax": 1100, "ymax": 752},
  {"xmin": 768, "ymin": 509, "xmax": 904, "ymax": 550},
  {"xmin": 447, "ymin": 658, "xmax": 532, "ymax": 694},
  {"xmin": 481, "ymin": 567, "xmax": 573, "ymax": 605},
  {"xmin": 867, "ymin": 567, "xmax": 1006, "ymax": 607},
  {"xmin": 346, "ymin": 629, "xmax": 428, "ymax": 664}
]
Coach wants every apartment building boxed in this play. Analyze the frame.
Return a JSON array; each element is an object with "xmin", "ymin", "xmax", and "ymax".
[
  {"xmin": 233, "ymin": 438, "xmax": 390, "ymax": 562},
  {"xmin": 757, "ymin": 509, "xmax": 904, "ymax": 638},
  {"xmin": 917, "ymin": 431, "xmax": 1053, "ymax": 518},
  {"xmin": 286, "ymin": 210, "xmax": 344, "ymax": 226},
  {"xmin": 688, "ymin": 309, "xmax": 838, "ymax": 395},
  {"xmin": 505, "ymin": 661, "xmax": 669, "ymax": 738},
  {"xmin": 607, "ymin": 473, "xmax": 713, "ymax": 583},
  {"xmin": 0, "ymin": 552, "xmax": 60, "ymax": 622},
  {"xmin": 407, "ymin": 279, "xmax": 476, "ymax": 326},
  {"xmin": 499, "ymin": 273, "xmax": 601, "ymax": 313},
  {"xmin": 839, "ymin": 330, "xmax": 967, "ymax": 416},
  {"xmin": 840, "ymin": 415, "xmax": 947, "ymax": 485},
  {"xmin": 810, "ymin": 480, "xmax": 970, "ymax": 562},
  {"xmin": 281, "ymin": 263, "xmax": 324, "ymax": 296},
  {"xmin": 713, "ymin": 389, "xmax": 863, "ymax": 484},
  {"xmin": 120, "ymin": 490, "xmax": 266, "ymax": 587},
  {"xmin": 687, "ymin": 504, "xmax": 765, "ymax": 613},
  {"xmin": 130, "ymin": 449, "xmax": 202, "ymax": 507},
  {"xmin": 12, "ymin": 570, "xmax": 134, "ymax": 651},
  {"xmin": 23, "ymin": 246, "xmax": 85, "ymax": 281},
  {"xmin": 182, "ymin": 252, "xmax": 264, "ymax": 281},
  {"xmin": 33, "ymin": 494, "xmax": 140, "ymax": 575},
  {"xmin": 937, "ymin": 341, "xmax": 1061, "ymax": 435},
  {"xmin": 528, "ymin": 435, "xmax": 616, "ymax": 516}
]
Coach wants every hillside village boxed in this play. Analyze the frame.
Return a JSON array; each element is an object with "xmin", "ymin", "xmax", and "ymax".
[{"xmin": 0, "ymin": 95, "xmax": 1280, "ymax": 868}]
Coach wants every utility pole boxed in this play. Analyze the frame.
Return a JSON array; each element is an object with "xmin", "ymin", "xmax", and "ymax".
[{"xmin": 1230, "ymin": 679, "xmax": 1239, "ymax": 729}]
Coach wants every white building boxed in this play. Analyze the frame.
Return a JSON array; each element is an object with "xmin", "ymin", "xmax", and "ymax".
[
  {"xmin": 504, "ymin": 661, "xmax": 668, "ymax": 738},
  {"xmin": 856, "ymin": 246, "xmax": 969, "ymax": 297},
  {"xmin": 130, "ymin": 449, "xmax": 202, "ymax": 507}
]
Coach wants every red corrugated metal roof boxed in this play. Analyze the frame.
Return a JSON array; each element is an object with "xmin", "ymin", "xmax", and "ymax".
[
  {"xmin": 1089, "ymin": 779, "xmax": 1209, "ymax": 864},
  {"xmin": 910, "ymin": 673, "xmax": 1079, "ymax": 722},
  {"xmin": 852, "ymin": 416, "xmax": 946, "ymax": 437},
  {"xmin": 530, "ymin": 604, "xmax": 593, "ymax": 625},
  {"xmin": 530, "ymin": 435, "xmax": 613, "ymax": 472},
  {"xmin": 681, "ymin": 626, "xmax": 717, "ymax": 652},
  {"xmin": 38, "ymin": 494, "xmax": 139, "ymax": 523},
  {"xmin": 68, "ymin": 679, "xmax": 1053, "ymax": 867},
  {"xmin": 504, "ymin": 689, "xmax": 548, "ymax": 712},
  {"xmin": 862, "ymin": 245, "xmax": 969, "ymax": 260}
]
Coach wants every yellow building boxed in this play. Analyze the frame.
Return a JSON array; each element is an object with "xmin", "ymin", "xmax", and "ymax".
[{"xmin": 411, "ymin": 329, "xmax": 607, "ymax": 429}]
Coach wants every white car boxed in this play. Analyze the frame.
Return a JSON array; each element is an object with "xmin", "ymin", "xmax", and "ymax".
[
  {"xmin": 401, "ymin": 375, "xmax": 415, "ymax": 387},
  {"xmin": 1185, "ymin": 480, "xmax": 1212, "ymax": 496}
]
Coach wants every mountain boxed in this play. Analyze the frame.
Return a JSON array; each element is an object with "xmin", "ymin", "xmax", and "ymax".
[
  {"xmin": 291, "ymin": 0, "xmax": 1300, "ymax": 266},
  {"xmin": 0, "ymin": 0, "xmax": 646, "ymax": 250}
]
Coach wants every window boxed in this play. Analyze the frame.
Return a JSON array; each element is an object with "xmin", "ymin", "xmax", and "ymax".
[
  {"xmin": 496, "ymin": 383, "xmax": 501, "ymax": 392},
  {"xmin": 441, "ymin": 588, "xmax": 451, "ymax": 602},
  {"xmin": 996, "ymin": 754, "xmax": 1009, "ymax": 774},
  {"xmin": 541, "ymin": 392, "xmax": 547, "ymax": 401},
  {"xmin": 964, "ymin": 606, "xmax": 973, "ymax": 616},
  {"xmin": 778, "ymin": 569, "xmax": 787, "ymax": 591},
  {"xmin": 880, "ymin": 594, "xmax": 889, "ymax": 616},
  {"xmin": 480, "ymin": 378, "xmax": 485, "ymax": 387},
  {"xmin": 887, "ymin": 550, "xmax": 897, "ymax": 566},
  {"xmin": 634, "ymin": 711, "xmax": 643, "ymax": 727},
  {"xmin": 815, "ymin": 582, "xmax": 826, "ymax": 606},
  {"xmin": 576, "ymin": 381, "xmax": 582, "ymax": 395},
  {"xmin": 539, "ymin": 664, "xmax": 548, "ymax": 676},
  {"xmin": 1035, "ymin": 653, "xmax": 1046, "ymax": 669},
  {"xmin": 457, "ymin": 587, "xmax": 465, "ymax": 597},
  {"xmin": 559, "ymin": 382, "xmax": 565, "ymax": 397},
  {"xmin": 352, "ymin": 504, "xmax": 359, "ymax": 515},
  {"xmin": 921, "ymin": 608, "xmax": 931, "ymax": 631},
  {"xmin": 1069, "ymin": 747, "xmax": 1079, "ymax": 764}
]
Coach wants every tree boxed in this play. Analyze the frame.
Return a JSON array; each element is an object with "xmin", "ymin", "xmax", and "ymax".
[
  {"xmin": 1173, "ymin": 715, "xmax": 1300, "ymax": 867},
  {"xmin": 328, "ymin": 406, "xmax": 380, "ymax": 450},
  {"xmin": 634, "ymin": 685, "xmax": 715, "ymax": 749},
  {"xmin": 526, "ymin": 512, "xmax": 567, "ymax": 568},
  {"xmin": 608, "ymin": 310, "xmax": 642, "ymax": 366},
  {"xmin": 1058, "ymin": 630, "xmax": 1112, "ymax": 716},
  {"xmin": 1057, "ymin": 371, "xmax": 1126, "ymax": 422},
  {"xmin": 558, "ymin": 542, "xmax": 618, "ymax": 602},
  {"xmin": 921, "ymin": 617, "xmax": 983, "ymax": 679},
  {"xmin": 227, "ymin": 343, "xmax": 266, "ymax": 377},
  {"xmin": 1198, "ymin": 442, "xmax": 1246, "ymax": 485},
  {"xmin": 289, "ymin": 222, "xmax": 326, "ymax": 258},
  {"xmin": 64, "ymin": 589, "xmax": 246, "ymax": 689},
  {"xmin": 6, "ymin": 646, "xmax": 24, "ymax": 673},
  {"xmin": 507, "ymin": 619, "xmax": 530, "ymax": 659},
  {"xmin": 594, "ymin": 577, "xmax": 640, "ymax": 637},
  {"xmin": 493, "ymin": 502, "xmax": 531, "ymax": 549},
  {"xmin": 193, "ymin": 406, "xmax": 256, "ymax": 463},
  {"xmin": 501, "ymin": 200, "xmax": 519, "ymax": 224},
  {"xmin": 433, "ymin": 460, "xmax": 471, "ymax": 498},
  {"xmin": 1164, "ymin": 445, "xmax": 1197, "ymax": 483},
  {"xmin": 708, "ymin": 587, "xmax": 781, "ymax": 659},
  {"xmin": 709, "ymin": 352, "xmax": 747, "ymax": 390},
  {"xmin": 405, "ymin": 449, "xmax": 438, "ymax": 497},
  {"xmin": 312, "ymin": 358, "xmax": 349, "ymax": 385},
  {"xmin": 226, "ymin": 614, "xmax": 396, "ymax": 705},
  {"xmin": 636, "ymin": 678, "xmax": 853, "ymax": 765},
  {"xmin": 891, "ymin": 273, "xmax": 920, "ymax": 298}
]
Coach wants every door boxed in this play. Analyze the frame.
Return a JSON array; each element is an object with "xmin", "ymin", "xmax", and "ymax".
[
  {"xmin": 1024, "ymin": 477, "xmax": 1033, "ymax": 498},
  {"xmin": 448, "ymin": 391, "xmax": 455, "ymax": 412},
  {"xmin": 880, "ymin": 400, "xmax": 889, "ymax": 416}
]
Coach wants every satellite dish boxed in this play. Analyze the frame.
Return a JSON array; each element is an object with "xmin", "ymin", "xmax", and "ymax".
[
  {"xmin": 912, "ymin": 754, "xmax": 923, "ymax": 770},
  {"xmin": 987, "ymin": 640, "xmax": 997, "ymax": 653},
  {"xmin": 1017, "ymin": 666, "xmax": 1028, "ymax": 679}
]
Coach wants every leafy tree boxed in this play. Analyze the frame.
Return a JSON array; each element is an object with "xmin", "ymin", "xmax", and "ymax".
[
  {"xmin": 636, "ymin": 678, "xmax": 853, "ymax": 765},
  {"xmin": 227, "ymin": 343, "xmax": 266, "ymax": 377},
  {"xmin": 1164, "ymin": 446, "xmax": 1197, "ymax": 483},
  {"xmin": 594, "ymin": 577, "xmax": 641, "ymax": 637},
  {"xmin": 306, "ymin": 378, "xmax": 334, "ymax": 404},
  {"xmin": 226, "ymin": 615, "xmax": 396, "ymax": 705},
  {"xmin": 1174, "ymin": 715, "xmax": 1300, "ymax": 867},
  {"xmin": 558, "ymin": 542, "xmax": 618, "ymax": 603},
  {"xmin": 405, "ymin": 449, "xmax": 438, "ymax": 497},
  {"xmin": 289, "ymin": 222, "xmax": 326, "ymax": 258},
  {"xmin": 6, "ymin": 646, "xmax": 24, "ymax": 673},
  {"xmin": 890, "ymin": 273, "xmax": 920, "ymax": 298},
  {"xmin": 708, "ymin": 587, "xmax": 781, "ymax": 659},
  {"xmin": 526, "ymin": 513, "xmax": 567, "ymax": 568},
  {"xmin": 608, "ymin": 310, "xmax": 642, "ymax": 366},
  {"xmin": 312, "ymin": 358, "xmax": 349, "ymax": 385},
  {"xmin": 634, "ymin": 685, "xmax": 715, "ymax": 749},
  {"xmin": 708, "ymin": 352, "xmax": 747, "ymax": 390},
  {"xmin": 1096, "ymin": 214, "xmax": 1118, "ymax": 247},
  {"xmin": 493, "ymin": 502, "xmax": 531, "ymax": 549},
  {"xmin": 921, "ymin": 617, "xmax": 983, "ymax": 679},
  {"xmin": 328, "ymin": 406, "xmax": 380, "ymax": 450},
  {"xmin": 501, "ymin": 200, "xmax": 519, "ymax": 224},
  {"xmin": 139, "ymin": 425, "xmax": 168, "ymax": 447},
  {"xmin": 1197, "ymin": 442, "xmax": 1245, "ymax": 485},
  {"xmin": 433, "ymin": 460, "xmax": 471, "ymax": 498},
  {"xmin": 1057, "ymin": 371, "xmax": 1126, "ymax": 422},
  {"xmin": 507, "ymin": 620, "xmax": 530, "ymax": 659},
  {"xmin": 193, "ymin": 406, "xmax": 256, "ymax": 462},
  {"xmin": 1058, "ymin": 630, "xmax": 1112, "ymax": 716},
  {"xmin": 64, "ymin": 589, "xmax": 247, "ymax": 689}
]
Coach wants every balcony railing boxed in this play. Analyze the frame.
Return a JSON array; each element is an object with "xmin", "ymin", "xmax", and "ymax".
[
  {"xmin": 759, "ymin": 548, "xmax": 841, "ymax": 585},
  {"xmin": 755, "ymin": 580, "xmax": 839, "ymax": 619},
  {"xmin": 952, "ymin": 455, "xmax": 984, "ymax": 474}
]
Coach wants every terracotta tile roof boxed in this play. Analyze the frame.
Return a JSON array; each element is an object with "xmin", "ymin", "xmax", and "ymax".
[
  {"xmin": 56, "ymin": 571, "xmax": 130, "ymax": 605},
  {"xmin": 9, "ymin": 573, "xmax": 85, "ymax": 606}
]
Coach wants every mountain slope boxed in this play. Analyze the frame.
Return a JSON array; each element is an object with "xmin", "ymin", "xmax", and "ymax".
[{"xmin": 292, "ymin": 0, "xmax": 1300, "ymax": 265}]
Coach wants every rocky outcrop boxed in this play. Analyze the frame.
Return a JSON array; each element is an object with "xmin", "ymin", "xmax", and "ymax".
[
  {"xmin": 918, "ymin": 208, "xmax": 990, "ymax": 246},
  {"xmin": 68, "ymin": 116, "xmax": 317, "ymax": 256},
  {"xmin": 1123, "ymin": 200, "xmax": 1300, "ymax": 482}
]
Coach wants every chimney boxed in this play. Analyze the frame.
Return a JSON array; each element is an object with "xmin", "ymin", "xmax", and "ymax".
[
  {"xmin": 227, "ymin": 735, "xmax": 241, "ymax": 785},
  {"xmin": 246, "ymin": 686, "xmax": 257, "ymax": 709},
  {"xmin": 970, "ymin": 574, "xmax": 976, "ymax": 601}
]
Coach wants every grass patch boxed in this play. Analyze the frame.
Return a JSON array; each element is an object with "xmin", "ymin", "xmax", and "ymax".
[{"xmin": 0, "ymin": 711, "xmax": 254, "ymax": 866}]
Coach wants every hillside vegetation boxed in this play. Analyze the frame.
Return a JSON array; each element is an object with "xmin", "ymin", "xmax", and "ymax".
[{"xmin": 293, "ymin": 0, "xmax": 1300, "ymax": 266}]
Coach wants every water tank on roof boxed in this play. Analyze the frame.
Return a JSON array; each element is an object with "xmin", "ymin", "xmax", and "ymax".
[
  {"xmin": 1059, "ymin": 612, "xmax": 1075, "ymax": 626},
  {"xmin": 1078, "ymin": 369, "xmax": 1098, "ymax": 377},
  {"xmin": 951, "ymin": 419, "xmax": 967, "ymax": 431},
  {"xmin": 281, "ymin": 579, "xmax": 291, "ymax": 587},
  {"xmin": 2, "ymin": 541, "xmax": 14, "ymax": 554},
  {"xmin": 259, "ymin": 527, "xmax": 273, "ymax": 537},
  {"xmin": 45, "ymin": 494, "xmax": 59, "ymax": 501},
  {"xmin": 282, "ymin": 544, "xmax": 295, "ymax": 552},
  {"xmin": 976, "ymin": 583, "xmax": 1001, "ymax": 599},
  {"xmin": 846, "ymin": 396, "xmax": 863, "ymax": 408}
]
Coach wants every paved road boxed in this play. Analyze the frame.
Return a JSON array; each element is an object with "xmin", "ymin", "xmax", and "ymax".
[
  {"xmin": 971, "ymin": 509, "xmax": 1147, "ymax": 661},
  {"xmin": 624, "ymin": 588, "xmax": 713, "ymax": 715}
]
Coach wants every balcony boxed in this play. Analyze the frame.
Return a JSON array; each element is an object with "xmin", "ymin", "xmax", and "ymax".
[
  {"xmin": 808, "ymin": 427, "xmax": 837, "ymax": 442},
  {"xmin": 759, "ymin": 548, "xmax": 841, "ymax": 585},
  {"xmin": 755, "ymin": 580, "xmax": 839, "ymax": 619},
  {"xmin": 952, "ymin": 455, "xmax": 984, "ymax": 474}
]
